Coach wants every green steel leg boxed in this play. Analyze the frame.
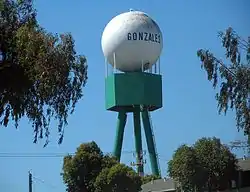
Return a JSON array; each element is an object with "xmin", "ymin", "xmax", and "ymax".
[
  {"xmin": 141, "ymin": 110, "xmax": 160, "ymax": 176},
  {"xmin": 133, "ymin": 107, "xmax": 144, "ymax": 175},
  {"xmin": 113, "ymin": 111, "xmax": 127, "ymax": 162}
]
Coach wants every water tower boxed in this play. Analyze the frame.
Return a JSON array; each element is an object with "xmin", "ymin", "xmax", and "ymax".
[{"xmin": 101, "ymin": 10, "xmax": 163, "ymax": 176}]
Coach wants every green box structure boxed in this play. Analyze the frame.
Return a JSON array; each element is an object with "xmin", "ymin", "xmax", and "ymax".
[
  {"xmin": 105, "ymin": 71, "xmax": 163, "ymax": 177},
  {"xmin": 105, "ymin": 72, "xmax": 162, "ymax": 112}
]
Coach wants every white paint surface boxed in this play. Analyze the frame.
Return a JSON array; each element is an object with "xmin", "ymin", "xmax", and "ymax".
[{"xmin": 101, "ymin": 11, "xmax": 163, "ymax": 72}]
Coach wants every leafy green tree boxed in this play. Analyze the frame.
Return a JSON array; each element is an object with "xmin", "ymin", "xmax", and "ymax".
[
  {"xmin": 0, "ymin": 0, "xmax": 87, "ymax": 145},
  {"xmin": 194, "ymin": 137, "xmax": 238, "ymax": 191},
  {"xmin": 95, "ymin": 163, "xmax": 142, "ymax": 192},
  {"xmin": 168, "ymin": 137, "xmax": 238, "ymax": 192},
  {"xmin": 62, "ymin": 141, "xmax": 141, "ymax": 192},
  {"xmin": 0, "ymin": 0, "xmax": 3, "ymax": 11},
  {"xmin": 62, "ymin": 142, "xmax": 109, "ymax": 192},
  {"xmin": 168, "ymin": 144, "xmax": 204, "ymax": 192},
  {"xmin": 197, "ymin": 28, "xmax": 250, "ymax": 137}
]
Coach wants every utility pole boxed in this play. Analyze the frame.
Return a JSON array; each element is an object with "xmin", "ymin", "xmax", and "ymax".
[
  {"xmin": 228, "ymin": 140, "xmax": 249, "ymax": 157},
  {"xmin": 29, "ymin": 171, "xmax": 32, "ymax": 192},
  {"xmin": 131, "ymin": 150, "xmax": 146, "ymax": 177}
]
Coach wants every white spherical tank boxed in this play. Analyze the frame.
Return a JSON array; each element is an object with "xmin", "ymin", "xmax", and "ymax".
[{"xmin": 101, "ymin": 10, "xmax": 163, "ymax": 72}]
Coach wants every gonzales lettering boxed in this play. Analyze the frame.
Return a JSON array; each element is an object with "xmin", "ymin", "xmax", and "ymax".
[{"xmin": 127, "ymin": 32, "xmax": 161, "ymax": 43}]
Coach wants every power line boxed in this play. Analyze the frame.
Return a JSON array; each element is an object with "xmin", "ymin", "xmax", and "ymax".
[
  {"xmin": 29, "ymin": 171, "xmax": 58, "ymax": 190},
  {"xmin": 0, "ymin": 153, "xmax": 72, "ymax": 158},
  {"xmin": 0, "ymin": 151, "xmax": 170, "ymax": 165},
  {"xmin": 32, "ymin": 175, "xmax": 57, "ymax": 189},
  {"xmin": 0, "ymin": 150, "xmax": 137, "ymax": 158}
]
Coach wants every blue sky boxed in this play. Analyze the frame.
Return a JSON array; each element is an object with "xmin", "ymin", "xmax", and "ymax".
[{"xmin": 0, "ymin": 0, "xmax": 249, "ymax": 191}]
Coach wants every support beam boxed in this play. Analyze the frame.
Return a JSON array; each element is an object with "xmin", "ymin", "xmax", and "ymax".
[
  {"xmin": 141, "ymin": 110, "xmax": 160, "ymax": 176},
  {"xmin": 133, "ymin": 107, "xmax": 144, "ymax": 175},
  {"xmin": 113, "ymin": 111, "xmax": 127, "ymax": 161}
]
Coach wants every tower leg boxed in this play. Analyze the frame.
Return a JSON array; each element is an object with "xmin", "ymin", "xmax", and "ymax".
[
  {"xmin": 133, "ymin": 107, "xmax": 144, "ymax": 175},
  {"xmin": 113, "ymin": 111, "xmax": 127, "ymax": 162},
  {"xmin": 141, "ymin": 110, "xmax": 160, "ymax": 176}
]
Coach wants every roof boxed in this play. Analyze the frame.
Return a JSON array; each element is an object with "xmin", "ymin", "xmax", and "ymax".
[
  {"xmin": 141, "ymin": 158, "xmax": 250, "ymax": 192},
  {"xmin": 141, "ymin": 178, "xmax": 176, "ymax": 192},
  {"xmin": 238, "ymin": 157, "xmax": 250, "ymax": 171}
]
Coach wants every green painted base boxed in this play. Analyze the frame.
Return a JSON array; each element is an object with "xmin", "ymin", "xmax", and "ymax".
[{"xmin": 105, "ymin": 72, "xmax": 162, "ymax": 112}]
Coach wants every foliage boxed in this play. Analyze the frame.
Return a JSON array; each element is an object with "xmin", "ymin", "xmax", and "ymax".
[
  {"xmin": 168, "ymin": 144, "xmax": 204, "ymax": 192},
  {"xmin": 0, "ymin": 0, "xmax": 88, "ymax": 145},
  {"xmin": 95, "ymin": 163, "xmax": 142, "ymax": 192},
  {"xmin": 0, "ymin": 0, "xmax": 3, "ymax": 11},
  {"xmin": 141, "ymin": 174, "xmax": 161, "ymax": 184},
  {"xmin": 197, "ymin": 27, "xmax": 250, "ymax": 137},
  {"xmin": 62, "ymin": 142, "xmax": 107, "ymax": 192},
  {"xmin": 168, "ymin": 137, "xmax": 238, "ymax": 192},
  {"xmin": 194, "ymin": 137, "xmax": 238, "ymax": 191},
  {"xmin": 62, "ymin": 141, "xmax": 142, "ymax": 192}
]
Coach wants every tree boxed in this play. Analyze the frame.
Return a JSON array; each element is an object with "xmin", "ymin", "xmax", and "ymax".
[
  {"xmin": 168, "ymin": 137, "xmax": 238, "ymax": 192},
  {"xmin": 194, "ymin": 137, "xmax": 238, "ymax": 191},
  {"xmin": 62, "ymin": 141, "xmax": 141, "ymax": 192},
  {"xmin": 0, "ymin": 0, "xmax": 3, "ymax": 11},
  {"xmin": 0, "ymin": 0, "xmax": 88, "ymax": 145},
  {"xmin": 168, "ymin": 144, "xmax": 204, "ymax": 192},
  {"xmin": 95, "ymin": 164, "xmax": 142, "ymax": 192},
  {"xmin": 62, "ymin": 142, "xmax": 109, "ymax": 192},
  {"xmin": 197, "ymin": 28, "xmax": 250, "ymax": 138}
]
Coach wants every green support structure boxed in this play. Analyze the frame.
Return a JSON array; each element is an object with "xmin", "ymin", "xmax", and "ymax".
[
  {"xmin": 133, "ymin": 107, "xmax": 144, "ymax": 174},
  {"xmin": 113, "ymin": 111, "xmax": 127, "ymax": 161},
  {"xmin": 106, "ymin": 72, "xmax": 163, "ymax": 176},
  {"xmin": 105, "ymin": 73, "xmax": 162, "ymax": 112},
  {"xmin": 141, "ymin": 110, "xmax": 160, "ymax": 176}
]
